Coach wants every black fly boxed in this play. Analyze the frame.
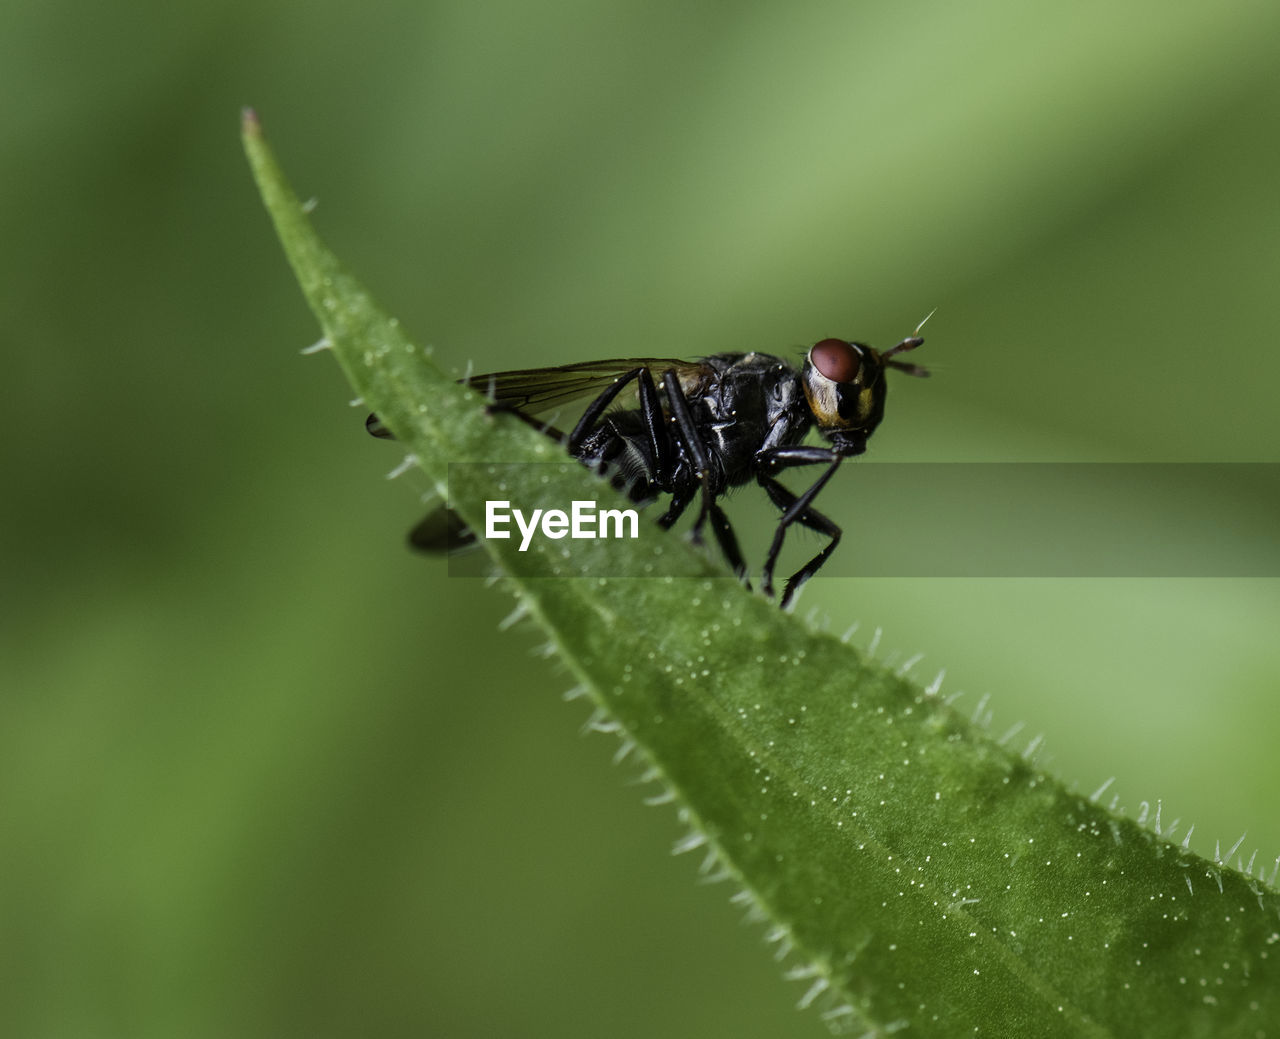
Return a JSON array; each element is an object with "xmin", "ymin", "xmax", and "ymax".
[{"xmin": 368, "ymin": 322, "xmax": 929, "ymax": 607}]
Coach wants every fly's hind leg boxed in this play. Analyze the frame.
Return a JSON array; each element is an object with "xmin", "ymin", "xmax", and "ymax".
[{"xmin": 569, "ymin": 367, "xmax": 676, "ymax": 488}]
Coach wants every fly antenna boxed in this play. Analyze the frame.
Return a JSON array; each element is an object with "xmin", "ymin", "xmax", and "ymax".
[
  {"xmin": 887, "ymin": 357, "xmax": 930, "ymax": 377},
  {"xmin": 882, "ymin": 309, "xmax": 933, "ymax": 378}
]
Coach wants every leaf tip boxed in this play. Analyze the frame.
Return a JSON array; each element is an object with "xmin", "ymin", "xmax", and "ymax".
[{"xmin": 241, "ymin": 106, "xmax": 261, "ymax": 136}]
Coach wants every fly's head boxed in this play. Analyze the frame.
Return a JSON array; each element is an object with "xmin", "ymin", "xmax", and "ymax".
[{"xmin": 801, "ymin": 333, "xmax": 929, "ymax": 454}]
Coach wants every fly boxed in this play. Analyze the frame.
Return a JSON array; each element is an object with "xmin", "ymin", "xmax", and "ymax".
[{"xmin": 368, "ymin": 320, "xmax": 930, "ymax": 607}]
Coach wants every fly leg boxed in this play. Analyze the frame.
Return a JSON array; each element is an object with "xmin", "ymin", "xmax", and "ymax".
[
  {"xmin": 661, "ymin": 370, "xmax": 715, "ymax": 544},
  {"xmin": 757, "ymin": 476, "xmax": 842, "ymax": 607},
  {"xmin": 708, "ymin": 502, "xmax": 749, "ymax": 584},
  {"xmin": 569, "ymin": 369, "xmax": 643, "ymax": 450},
  {"xmin": 633, "ymin": 368, "xmax": 674, "ymax": 488},
  {"xmin": 657, "ymin": 487, "xmax": 693, "ymax": 529},
  {"xmin": 755, "ymin": 447, "xmax": 846, "ymax": 606},
  {"xmin": 566, "ymin": 367, "xmax": 676, "ymax": 493},
  {"xmin": 655, "ymin": 483, "xmax": 747, "ymax": 584}
]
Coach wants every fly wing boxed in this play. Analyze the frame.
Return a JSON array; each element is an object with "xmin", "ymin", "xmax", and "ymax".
[
  {"xmin": 468, "ymin": 358, "xmax": 708, "ymax": 415},
  {"xmin": 365, "ymin": 358, "xmax": 709, "ymax": 439}
]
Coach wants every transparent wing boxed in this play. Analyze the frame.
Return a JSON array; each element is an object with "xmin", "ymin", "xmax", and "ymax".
[
  {"xmin": 365, "ymin": 358, "xmax": 710, "ymax": 440},
  {"xmin": 466, "ymin": 358, "xmax": 709, "ymax": 415}
]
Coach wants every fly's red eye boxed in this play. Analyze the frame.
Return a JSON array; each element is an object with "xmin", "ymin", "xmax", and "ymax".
[{"xmin": 810, "ymin": 338, "xmax": 861, "ymax": 383}]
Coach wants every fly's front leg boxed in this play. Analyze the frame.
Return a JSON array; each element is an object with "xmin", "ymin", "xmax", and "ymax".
[
  {"xmin": 757, "ymin": 474, "xmax": 841, "ymax": 607},
  {"xmin": 754, "ymin": 446, "xmax": 846, "ymax": 604},
  {"xmin": 662, "ymin": 369, "xmax": 715, "ymax": 543}
]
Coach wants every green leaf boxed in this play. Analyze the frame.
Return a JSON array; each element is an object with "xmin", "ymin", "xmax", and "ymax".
[{"xmin": 244, "ymin": 112, "xmax": 1280, "ymax": 1037}]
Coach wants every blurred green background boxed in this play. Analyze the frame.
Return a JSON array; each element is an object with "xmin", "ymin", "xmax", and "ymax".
[{"xmin": 4, "ymin": 2, "xmax": 1279, "ymax": 1036}]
